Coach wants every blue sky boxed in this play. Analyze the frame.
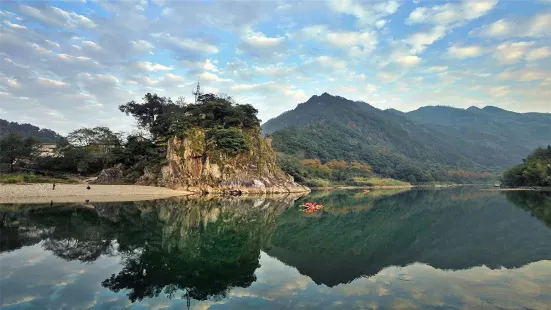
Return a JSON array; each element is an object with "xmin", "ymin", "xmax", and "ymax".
[{"xmin": 0, "ymin": 0, "xmax": 550, "ymax": 134}]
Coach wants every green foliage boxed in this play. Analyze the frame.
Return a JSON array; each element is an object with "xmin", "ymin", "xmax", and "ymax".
[
  {"xmin": 502, "ymin": 146, "xmax": 551, "ymax": 187},
  {"xmin": 0, "ymin": 133, "xmax": 40, "ymax": 173},
  {"xmin": 275, "ymin": 152, "xmax": 404, "ymax": 186},
  {"xmin": 35, "ymin": 127, "xmax": 124, "ymax": 175},
  {"xmin": 120, "ymin": 93, "xmax": 260, "ymax": 141},
  {"xmin": 206, "ymin": 127, "xmax": 249, "ymax": 156},
  {"xmin": 261, "ymin": 93, "xmax": 510, "ymax": 184}
]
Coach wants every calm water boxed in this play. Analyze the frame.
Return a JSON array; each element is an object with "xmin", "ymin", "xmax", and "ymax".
[{"xmin": 1, "ymin": 188, "xmax": 551, "ymax": 309}]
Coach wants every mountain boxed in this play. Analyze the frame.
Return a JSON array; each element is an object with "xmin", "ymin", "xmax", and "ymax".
[
  {"xmin": 0, "ymin": 119, "xmax": 64, "ymax": 143},
  {"xmin": 262, "ymin": 93, "xmax": 512, "ymax": 183},
  {"xmin": 403, "ymin": 105, "xmax": 551, "ymax": 167}
]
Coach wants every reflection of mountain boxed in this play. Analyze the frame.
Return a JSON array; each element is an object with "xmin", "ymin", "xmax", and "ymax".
[
  {"xmin": 0, "ymin": 195, "xmax": 299, "ymax": 302},
  {"xmin": 266, "ymin": 189, "xmax": 551, "ymax": 287}
]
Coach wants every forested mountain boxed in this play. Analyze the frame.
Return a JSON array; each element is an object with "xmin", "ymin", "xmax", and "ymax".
[
  {"xmin": 0, "ymin": 119, "xmax": 63, "ymax": 143},
  {"xmin": 263, "ymin": 93, "xmax": 502, "ymax": 183},
  {"xmin": 403, "ymin": 105, "xmax": 551, "ymax": 167}
]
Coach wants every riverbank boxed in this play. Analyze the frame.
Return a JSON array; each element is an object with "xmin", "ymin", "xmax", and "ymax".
[
  {"xmin": 0, "ymin": 184, "xmax": 193, "ymax": 203},
  {"xmin": 482, "ymin": 187, "xmax": 551, "ymax": 192},
  {"xmin": 309, "ymin": 183, "xmax": 490, "ymax": 190},
  {"xmin": 311, "ymin": 185, "xmax": 413, "ymax": 190}
]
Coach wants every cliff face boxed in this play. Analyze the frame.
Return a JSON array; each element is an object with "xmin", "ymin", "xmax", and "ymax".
[{"xmin": 154, "ymin": 127, "xmax": 308, "ymax": 194}]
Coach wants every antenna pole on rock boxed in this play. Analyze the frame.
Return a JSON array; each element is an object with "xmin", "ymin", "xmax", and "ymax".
[{"xmin": 192, "ymin": 80, "xmax": 202, "ymax": 103}]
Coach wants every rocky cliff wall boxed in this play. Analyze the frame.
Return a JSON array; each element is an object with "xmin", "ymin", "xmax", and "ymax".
[{"xmin": 152, "ymin": 127, "xmax": 308, "ymax": 194}]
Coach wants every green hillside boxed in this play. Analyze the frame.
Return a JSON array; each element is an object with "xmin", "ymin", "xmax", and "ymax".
[
  {"xmin": 404, "ymin": 105, "xmax": 551, "ymax": 168},
  {"xmin": 262, "ymin": 93, "xmax": 503, "ymax": 183},
  {"xmin": 0, "ymin": 119, "xmax": 63, "ymax": 143}
]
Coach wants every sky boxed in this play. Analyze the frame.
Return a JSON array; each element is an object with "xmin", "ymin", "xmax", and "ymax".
[{"xmin": 0, "ymin": 0, "xmax": 550, "ymax": 134}]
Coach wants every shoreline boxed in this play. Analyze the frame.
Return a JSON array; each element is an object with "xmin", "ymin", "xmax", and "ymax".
[
  {"xmin": 309, "ymin": 183, "xmax": 491, "ymax": 190},
  {"xmin": 481, "ymin": 187, "xmax": 551, "ymax": 192},
  {"xmin": 311, "ymin": 185, "xmax": 413, "ymax": 190},
  {"xmin": 0, "ymin": 184, "xmax": 193, "ymax": 204}
]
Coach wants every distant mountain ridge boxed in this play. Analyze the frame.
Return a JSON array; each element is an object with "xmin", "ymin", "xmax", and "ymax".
[
  {"xmin": 0, "ymin": 119, "xmax": 63, "ymax": 143},
  {"xmin": 261, "ymin": 93, "xmax": 551, "ymax": 183},
  {"xmin": 404, "ymin": 104, "xmax": 551, "ymax": 167}
]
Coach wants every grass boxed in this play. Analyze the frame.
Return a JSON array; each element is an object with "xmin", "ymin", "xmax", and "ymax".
[
  {"xmin": 304, "ymin": 176, "xmax": 410, "ymax": 188},
  {"xmin": 347, "ymin": 176, "xmax": 411, "ymax": 187},
  {"xmin": 0, "ymin": 174, "xmax": 77, "ymax": 184}
]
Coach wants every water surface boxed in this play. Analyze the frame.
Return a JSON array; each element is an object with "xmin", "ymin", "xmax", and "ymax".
[{"xmin": 1, "ymin": 188, "xmax": 550, "ymax": 309}]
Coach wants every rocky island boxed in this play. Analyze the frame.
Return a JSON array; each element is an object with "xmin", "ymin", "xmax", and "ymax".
[{"xmin": 94, "ymin": 92, "xmax": 307, "ymax": 194}]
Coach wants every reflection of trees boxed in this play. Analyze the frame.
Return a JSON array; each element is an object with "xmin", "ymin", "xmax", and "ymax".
[
  {"xmin": 0, "ymin": 195, "xmax": 298, "ymax": 303},
  {"xmin": 268, "ymin": 188, "xmax": 551, "ymax": 287},
  {"xmin": 505, "ymin": 191, "xmax": 551, "ymax": 228},
  {"xmin": 102, "ymin": 215, "xmax": 260, "ymax": 302}
]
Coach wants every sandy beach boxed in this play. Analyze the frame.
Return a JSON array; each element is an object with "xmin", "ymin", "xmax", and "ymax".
[{"xmin": 0, "ymin": 184, "xmax": 192, "ymax": 203}]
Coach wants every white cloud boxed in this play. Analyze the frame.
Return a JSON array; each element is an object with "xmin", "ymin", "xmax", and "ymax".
[
  {"xmin": 327, "ymin": 0, "xmax": 401, "ymax": 28},
  {"xmin": 295, "ymin": 25, "xmax": 377, "ymax": 56},
  {"xmin": 241, "ymin": 30, "xmax": 285, "ymax": 49},
  {"xmin": 405, "ymin": 0, "xmax": 497, "ymax": 53},
  {"xmin": 44, "ymin": 40, "xmax": 60, "ymax": 48},
  {"xmin": 131, "ymin": 40, "xmax": 155, "ymax": 53},
  {"xmin": 37, "ymin": 77, "xmax": 67, "ymax": 87},
  {"xmin": 447, "ymin": 44, "xmax": 484, "ymax": 58},
  {"xmin": 406, "ymin": 0, "xmax": 498, "ymax": 26},
  {"xmin": 198, "ymin": 72, "xmax": 231, "ymax": 82},
  {"xmin": 82, "ymin": 40, "xmax": 100, "ymax": 50},
  {"xmin": 152, "ymin": 32, "xmax": 219, "ymax": 54},
  {"xmin": 498, "ymin": 68, "xmax": 550, "ymax": 81},
  {"xmin": 406, "ymin": 26, "xmax": 447, "ymax": 54},
  {"xmin": 18, "ymin": 4, "xmax": 96, "ymax": 28},
  {"xmin": 312, "ymin": 56, "xmax": 348, "ymax": 71},
  {"xmin": 487, "ymin": 86, "xmax": 510, "ymax": 97},
  {"xmin": 493, "ymin": 41, "xmax": 545, "ymax": 64},
  {"xmin": 3, "ymin": 20, "xmax": 27, "ymax": 30},
  {"xmin": 395, "ymin": 55, "xmax": 422, "ymax": 67},
  {"xmin": 134, "ymin": 61, "xmax": 174, "ymax": 72},
  {"xmin": 472, "ymin": 12, "xmax": 551, "ymax": 38},
  {"xmin": 425, "ymin": 66, "xmax": 448, "ymax": 72},
  {"xmin": 377, "ymin": 72, "xmax": 400, "ymax": 82},
  {"xmin": 526, "ymin": 47, "xmax": 551, "ymax": 61}
]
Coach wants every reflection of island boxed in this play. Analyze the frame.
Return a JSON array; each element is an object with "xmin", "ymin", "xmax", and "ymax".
[
  {"xmin": 0, "ymin": 195, "xmax": 299, "ymax": 303},
  {"xmin": 266, "ymin": 188, "xmax": 551, "ymax": 287}
]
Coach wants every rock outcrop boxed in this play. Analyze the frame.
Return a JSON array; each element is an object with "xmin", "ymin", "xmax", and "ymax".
[
  {"xmin": 156, "ymin": 127, "xmax": 308, "ymax": 194},
  {"xmin": 93, "ymin": 163, "xmax": 124, "ymax": 184}
]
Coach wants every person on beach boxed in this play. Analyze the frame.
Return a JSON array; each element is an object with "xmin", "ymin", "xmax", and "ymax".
[
  {"xmin": 52, "ymin": 183, "xmax": 56, "ymax": 190},
  {"xmin": 87, "ymin": 185, "xmax": 91, "ymax": 190}
]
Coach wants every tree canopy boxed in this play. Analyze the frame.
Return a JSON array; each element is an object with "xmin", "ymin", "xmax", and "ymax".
[
  {"xmin": 502, "ymin": 146, "xmax": 551, "ymax": 187},
  {"xmin": 119, "ymin": 92, "xmax": 260, "ymax": 142},
  {"xmin": 0, "ymin": 133, "xmax": 40, "ymax": 172}
]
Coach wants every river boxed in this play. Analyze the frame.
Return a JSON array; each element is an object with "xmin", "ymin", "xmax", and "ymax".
[{"xmin": 1, "ymin": 188, "xmax": 550, "ymax": 309}]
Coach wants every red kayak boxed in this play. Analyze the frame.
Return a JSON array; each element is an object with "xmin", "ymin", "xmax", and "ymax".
[{"xmin": 301, "ymin": 202, "xmax": 324, "ymax": 212}]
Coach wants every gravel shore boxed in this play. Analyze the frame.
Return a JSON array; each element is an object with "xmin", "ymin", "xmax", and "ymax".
[{"xmin": 0, "ymin": 184, "xmax": 192, "ymax": 203}]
